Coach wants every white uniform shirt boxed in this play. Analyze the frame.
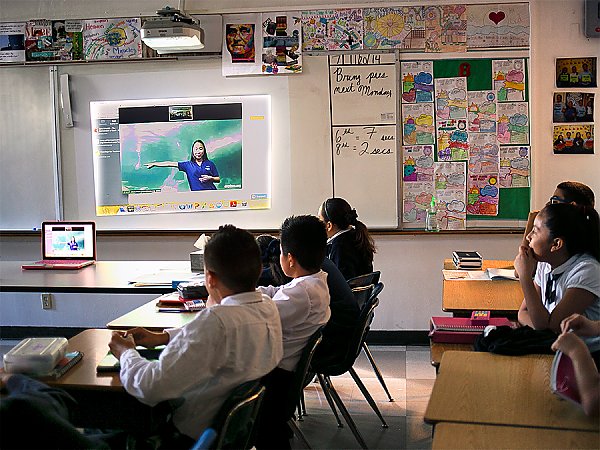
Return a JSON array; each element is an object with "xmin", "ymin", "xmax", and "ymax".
[
  {"xmin": 259, "ymin": 270, "xmax": 331, "ymax": 371},
  {"xmin": 535, "ymin": 253, "xmax": 600, "ymax": 352},
  {"xmin": 119, "ymin": 291, "xmax": 283, "ymax": 439}
]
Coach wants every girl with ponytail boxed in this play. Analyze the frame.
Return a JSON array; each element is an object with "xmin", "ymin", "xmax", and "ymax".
[
  {"xmin": 318, "ymin": 197, "xmax": 376, "ymax": 280},
  {"xmin": 514, "ymin": 203, "xmax": 600, "ymax": 363}
]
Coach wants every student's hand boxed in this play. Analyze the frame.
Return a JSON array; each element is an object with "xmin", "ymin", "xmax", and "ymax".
[
  {"xmin": 199, "ymin": 175, "xmax": 213, "ymax": 182},
  {"xmin": 125, "ymin": 327, "xmax": 169, "ymax": 348},
  {"xmin": 145, "ymin": 163, "xmax": 156, "ymax": 169},
  {"xmin": 551, "ymin": 331, "xmax": 588, "ymax": 357},
  {"xmin": 109, "ymin": 331, "xmax": 136, "ymax": 359},
  {"xmin": 513, "ymin": 245, "xmax": 537, "ymax": 280},
  {"xmin": 561, "ymin": 314, "xmax": 600, "ymax": 337}
]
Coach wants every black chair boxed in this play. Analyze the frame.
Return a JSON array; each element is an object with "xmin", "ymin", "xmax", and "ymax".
[
  {"xmin": 311, "ymin": 282, "xmax": 387, "ymax": 449},
  {"xmin": 256, "ymin": 326, "xmax": 324, "ymax": 450},
  {"xmin": 191, "ymin": 380, "xmax": 266, "ymax": 450},
  {"xmin": 348, "ymin": 272, "xmax": 393, "ymax": 402},
  {"xmin": 347, "ymin": 271, "xmax": 381, "ymax": 290}
]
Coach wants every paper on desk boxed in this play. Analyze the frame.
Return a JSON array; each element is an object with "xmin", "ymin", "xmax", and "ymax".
[
  {"xmin": 129, "ymin": 270, "xmax": 204, "ymax": 286},
  {"xmin": 442, "ymin": 269, "xmax": 490, "ymax": 280},
  {"xmin": 194, "ymin": 234, "xmax": 209, "ymax": 250}
]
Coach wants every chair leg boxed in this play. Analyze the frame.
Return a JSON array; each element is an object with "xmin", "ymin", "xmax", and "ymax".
[
  {"xmin": 288, "ymin": 418, "xmax": 312, "ymax": 449},
  {"xmin": 319, "ymin": 375, "xmax": 369, "ymax": 449},
  {"xmin": 349, "ymin": 367, "xmax": 389, "ymax": 428},
  {"xmin": 362, "ymin": 343, "xmax": 394, "ymax": 402},
  {"xmin": 300, "ymin": 390, "xmax": 307, "ymax": 417},
  {"xmin": 316, "ymin": 374, "xmax": 343, "ymax": 428}
]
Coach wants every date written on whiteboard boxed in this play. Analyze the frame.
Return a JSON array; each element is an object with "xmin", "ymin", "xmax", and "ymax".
[{"xmin": 334, "ymin": 126, "xmax": 395, "ymax": 156}]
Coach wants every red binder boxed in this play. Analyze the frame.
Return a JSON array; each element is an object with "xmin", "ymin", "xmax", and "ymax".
[
  {"xmin": 550, "ymin": 351, "xmax": 581, "ymax": 407},
  {"xmin": 429, "ymin": 316, "xmax": 514, "ymax": 344}
]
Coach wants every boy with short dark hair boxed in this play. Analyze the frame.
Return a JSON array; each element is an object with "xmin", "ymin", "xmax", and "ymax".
[
  {"xmin": 256, "ymin": 215, "xmax": 331, "ymax": 449},
  {"xmin": 109, "ymin": 225, "xmax": 283, "ymax": 446}
]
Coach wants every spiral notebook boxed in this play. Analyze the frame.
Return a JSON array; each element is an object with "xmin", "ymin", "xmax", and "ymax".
[{"xmin": 429, "ymin": 316, "xmax": 514, "ymax": 343}]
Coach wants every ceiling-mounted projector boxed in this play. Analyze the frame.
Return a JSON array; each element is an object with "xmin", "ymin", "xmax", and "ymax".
[{"xmin": 142, "ymin": 7, "xmax": 205, "ymax": 54}]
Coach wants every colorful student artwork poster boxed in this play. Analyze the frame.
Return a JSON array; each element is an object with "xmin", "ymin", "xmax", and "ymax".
[
  {"xmin": 499, "ymin": 146, "xmax": 530, "ymax": 188},
  {"xmin": 556, "ymin": 57, "xmax": 597, "ymax": 88},
  {"xmin": 402, "ymin": 103, "xmax": 435, "ymax": 145},
  {"xmin": 436, "ymin": 119, "xmax": 468, "ymax": 161},
  {"xmin": 466, "ymin": 3, "xmax": 530, "ymax": 48},
  {"xmin": 435, "ymin": 187, "xmax": 467, "ymax": 230},
  {"xmin": 0, "ymin": 22, "xmax": 26, "ymax": 62},
  {"xmin": 468, "ymin": 90, "xmax": 497, "ymax": 133},
  {"xmin": 261, "ymin": 12, "xmax": 302, "ymax": 74},
  {"xmin": 492, "ymin": 59, "xmax": 526, "ymax": 102},
  {"xmin": 467, "ymin": 174, "xmax": 499, "ymax": 216},
  {"xmin": 401, "ymin": 61, "xmax": 434, "ymax": 103},
  {"xmin": 25, "ymin": 19, "xmax": 83, "ymax": 61},
  {"xmin": 435, "ymin": 77, "xmax": 468, "ymax": 120},
  {"xmin": 403, "ymin": 181, "xmax": 433, "ymax": 224},
  {"xmin": 363, "ymin": 7, "xmax": 426, "ymax": 50},
  {"xmin": 553, "ymin": 92, "xmax": 595, "ymax": 123},
  {"xmin": 301, "ymin": 10, "xmax": 335, "ymax": 51},
  {"xmin": 403, "ymin": 145, "xmax": 434, "ymax": 182},
  {"xmin": 83, "ymin": 18, "xmax": 141, "ymax": 60},
  {"xmin": 553, "ymin": 124, "xmax": 594, "ymax": 154},
  {"xmin": 327, "ymin": 9, "xmax": 363, "ymax": 50},
  {"xmin": 497, "ymin": 102, "xmax": 529, "ymax": 144},
  {"xmin": 468, "ymin": 133, "xmax": 500, "ymax": 175},
  {"xmin": 434, "ymin": 161, "xmax": 466, "ymax": 190},
  {"xmin": 424, "ymin": 5, "xmax": 467, "ymax": 53}
]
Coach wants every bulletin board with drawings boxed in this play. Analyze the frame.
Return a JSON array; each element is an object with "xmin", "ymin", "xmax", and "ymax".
[{"xmin": 401, "ymin": 57, "xmax": 531, "ymax": 230}]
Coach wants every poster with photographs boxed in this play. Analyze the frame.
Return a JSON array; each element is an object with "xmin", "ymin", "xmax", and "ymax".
[
  {"xmin": 552, "ymin": 92, "xmax": 594, "ymax": 123},
  {"xmin": 556, "ymin": 57, "xmax": 597, "ymax": 88},
  {"xmin": 261, "ymin": 12, "xmax": 302, "ymax": 74},
  {"xmin": 553, "ymin": 124, "xmax": 594, "ymax": 154}
]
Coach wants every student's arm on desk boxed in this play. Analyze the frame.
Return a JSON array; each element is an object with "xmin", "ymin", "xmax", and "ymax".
[
  {"xmin": 116, "ymin": 312, "xmax": 226, "ymax": 406},
  {"xmin": 552, "ymin": 331, "xmax": 600, "ymax": 416}
]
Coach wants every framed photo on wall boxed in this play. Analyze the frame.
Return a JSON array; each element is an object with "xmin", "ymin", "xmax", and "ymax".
[{"xmin": 556, "ymin": 57, "xmax": 597, "ymax": 88}]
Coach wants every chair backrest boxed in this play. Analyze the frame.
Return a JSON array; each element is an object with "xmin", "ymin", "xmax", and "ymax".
[
  {"xmin": 347, "ymin": 271, "xmax": 381, "ymax": 289},
  {"xmin": 192, "ymin": 380, "xmax": 266, "ymax": 450},
  {"xmin": 316, "ymin": 282, "xmax": 384, "ymax": 376},
  {"xmin": 283, "ymin": 326, "xmax": 324, "ymax": 419},
  {"xmin": 351, "ymin": 284, "xmax": 374, "ymax": 310}
]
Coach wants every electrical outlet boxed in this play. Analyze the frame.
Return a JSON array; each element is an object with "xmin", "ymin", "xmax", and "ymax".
[{"xmin": 41, "ymin": 293, "xmax": 53, "ymax": 309}]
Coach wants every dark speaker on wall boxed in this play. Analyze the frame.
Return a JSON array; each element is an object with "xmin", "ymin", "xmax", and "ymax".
[{"xmin": 584, "ymin": 0, "xmax": 600, "ymax": 38}]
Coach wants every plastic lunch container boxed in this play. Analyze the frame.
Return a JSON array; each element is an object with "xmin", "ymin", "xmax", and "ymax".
[{"xmin": 3, "ymin": 337, "xmax": 68, "ymax": 374}]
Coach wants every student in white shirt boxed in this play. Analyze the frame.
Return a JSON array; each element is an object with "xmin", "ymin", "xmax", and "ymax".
[
  {"xmin": 515, "ymin": 203, "xmax": 600, "ymax": 360},
  {"xmin": 256, "ymin": 215, "xmax": 331, "ymax": 450},
  {"xmin": 108, "ymin": 225, "xmax": 283, "ymax": 447}
]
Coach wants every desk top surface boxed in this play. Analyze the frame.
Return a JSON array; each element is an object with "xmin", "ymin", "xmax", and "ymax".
[
  {"xmin": 47, "ymin": 329, "xmax": 122, "ymax": 391},
  {"xmin": 432, "ymin": 422, "xmax": 600, "ymax": 450},
  {"xmin": 442, "ymin": 259, "xmax": 523, "ymax": 312},
  {"xmin": 107, "ymin": 298, "xmax": 199, "ymax": 331},
  {"xmin": 0, "ymin": 260, "xmax": 194, "ymax": 293},
  {"xmin": 425, "ymin": 351, "xmax": 599, "ymax": 432}
]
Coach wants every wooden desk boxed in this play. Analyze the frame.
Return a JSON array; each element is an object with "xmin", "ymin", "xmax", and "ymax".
[
  {"xmin": 107, "ymin": 298, "xmax": 199, "ymax": 331},
  {"xmin": 424, "ymin": 351, "xmax": 599, "ymax": 432},
  {"xmin": 442, "ymin": 259, "xmax": 522, "ymax": 314},
  {"xmin": 432, "ymin": 422, "xmax": 600, "ymax": 449},
  {"xmin": 47, "ymin": 329, "xmax": 167, "ymax": 431},
  {"xmin": 429, "ymin": 341, "xmax": 472, "ymax": 368}
]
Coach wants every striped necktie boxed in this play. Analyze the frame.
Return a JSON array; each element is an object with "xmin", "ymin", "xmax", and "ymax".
[{"xmin": 544, "ymin": 273, "xmax": 561, "ymax": 307}]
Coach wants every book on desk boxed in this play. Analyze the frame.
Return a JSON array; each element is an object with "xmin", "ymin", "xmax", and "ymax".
[
  {"xmin": 550, "ymin": 350, "xmax": 581, "ymax": 407},
  {"xmin": 429, "ymin": 316, "xmax": 514, "ymax": 344}
]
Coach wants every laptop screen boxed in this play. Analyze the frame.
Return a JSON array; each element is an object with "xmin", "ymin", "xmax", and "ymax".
[{"xmin": 42, "ymin": 222, "xmax": 96, "ymax": 260}]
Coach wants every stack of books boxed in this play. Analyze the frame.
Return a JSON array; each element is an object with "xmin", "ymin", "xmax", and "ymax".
[
  {"xmin": 452, "ymin": 251, "xmax": 483, "ymax": 269},
  {"xmin": 155, "ymin": 292, "xmax": 206, "ymax": 312}
]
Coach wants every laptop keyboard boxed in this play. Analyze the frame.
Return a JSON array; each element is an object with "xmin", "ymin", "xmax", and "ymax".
[{"xmin": 38, "ymin": 259, "xmax": 90, "ymax": 264}]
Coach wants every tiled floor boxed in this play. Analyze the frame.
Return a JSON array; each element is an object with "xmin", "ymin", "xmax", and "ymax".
[
  {"xmin": 0, "ymin": 341, "xmax": 435, "ymax": 449},
  {"xmin": 293, "ymin": 346, "xmax": 435, "ymax": 449}
]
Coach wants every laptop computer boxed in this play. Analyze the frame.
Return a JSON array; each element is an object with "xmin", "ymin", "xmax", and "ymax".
[{"xmin": 22, "ymin": 221, "xmax": 97, "ymax": 270}]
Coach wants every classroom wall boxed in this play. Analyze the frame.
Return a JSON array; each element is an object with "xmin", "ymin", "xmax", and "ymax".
[{"xmin": 1, "ymin": 0, "xmax": 598, "ymax": 331}]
